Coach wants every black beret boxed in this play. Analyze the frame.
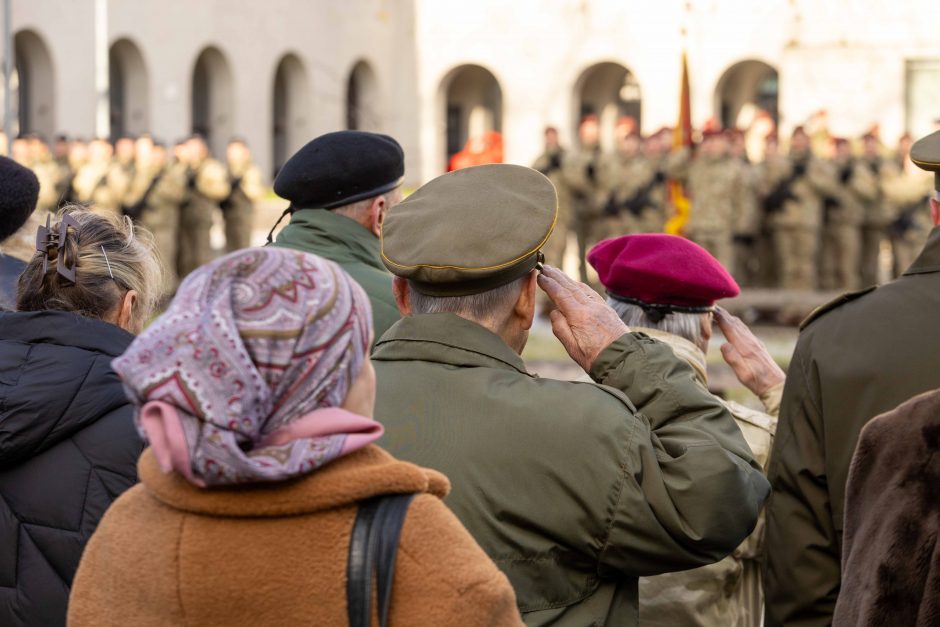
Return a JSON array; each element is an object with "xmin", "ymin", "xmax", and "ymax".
[
  {"xmin": 274, "ymin": 131, "xmax": 404, "ymax": 209},
  {"xmin": 0, "ymin": 156, "xmax": 40, "ymax": 242}
]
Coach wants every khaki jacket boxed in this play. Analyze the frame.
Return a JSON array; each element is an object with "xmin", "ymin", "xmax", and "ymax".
[
  {"xmin": 765, "ymin": 227, "xmax": 940, "ymax": 627},
  {"xmin": 69, "ymin": 446, "xmax": 522, "ymax": 627},
  {"xmin": 181, "ymin": 158, "xmax": 231, "ymax": 228},
  {"xmin": 373, "ymin": 314, "xmax": 771, "ymax": 627},
  {"xmin": 635, "ymin": 328, "xmax": 779, "ymax": 627}
]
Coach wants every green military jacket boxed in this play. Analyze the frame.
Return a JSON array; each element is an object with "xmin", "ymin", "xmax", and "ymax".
[
  {"xmin": 373, "ymin": 314, "xmax": 771, "ymax": 627},
  {"xmin": 272, "ymin": 208, "xmax": 400, "ymax": 342},
  {"xmin": 764, "ymin": 226, "xmax": 940, "ymax": 627}
]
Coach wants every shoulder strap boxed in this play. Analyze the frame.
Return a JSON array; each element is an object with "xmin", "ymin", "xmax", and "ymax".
[
  {"xmin": 799, "ymin": 285, "xmax": 878, "ymax": 330},
  {"xmin": 346, "ymin": 493, "xmax": 416, "ymax": 627}
]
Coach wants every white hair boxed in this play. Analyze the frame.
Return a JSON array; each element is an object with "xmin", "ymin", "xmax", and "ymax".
[{"xmin": 607, "ymin": 298, "xmax": 708, "ymax": 351}]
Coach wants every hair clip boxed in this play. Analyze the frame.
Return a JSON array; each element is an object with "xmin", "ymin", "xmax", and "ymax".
[{"xmin": 35, "ymin": 213, "xmax": 79, "ymax": 283}]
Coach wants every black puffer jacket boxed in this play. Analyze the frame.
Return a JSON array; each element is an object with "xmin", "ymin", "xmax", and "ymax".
[{"xmin": 0, "ymin": 310, "xmax": 142, "ymax": 626}]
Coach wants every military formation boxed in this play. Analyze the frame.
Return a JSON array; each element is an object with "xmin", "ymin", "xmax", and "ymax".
[
  {"xmin": 2, "ymin": 131, "xmax": 263, "ymax": 293},
  {"xmin": 535, "ymin": 116, "xmax": 935, "ymax": 291}
]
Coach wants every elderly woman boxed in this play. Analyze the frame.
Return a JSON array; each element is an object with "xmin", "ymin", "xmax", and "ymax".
[
  {"xmin": 0, "ymin": 207, "xmax": 161, "ymax": 627},
  {"xmin": 68, "ymin": 247, "xmax": 521, "ymax": 626}
]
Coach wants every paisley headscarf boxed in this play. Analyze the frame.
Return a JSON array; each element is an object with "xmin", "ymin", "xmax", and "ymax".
[{"xmin": 113, "ymin": 247, "xmax": 382, "ymax": 487}]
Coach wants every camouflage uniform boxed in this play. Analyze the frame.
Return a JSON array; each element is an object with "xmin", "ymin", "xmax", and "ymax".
[
  {"xmin": 882, "ymin": 162, "xmax": 934, "ymax": 276},
  {"xmin": 632, "ymin": 328, "xmax": 779, "ymax": 627},
  {"xmin": 761, "ymin": 152, "xmax": 839, "ymax": 290},
  {"xmin": 731, "ymin": 157, "xmax": 761, "ymax": 285},
  {"xmin": 599, "ymin": 152, "xmax": 667, "ymax": 236},
  {"xmin": 859, "ymin": 156, "xmax": 891, "ymax": 285},
  {"xmin": 532, "ymin": 147, "xmax": 571, "ymax": 270},
  {"xmin": 177, "ymin": 158, "xmax": 230, "ymax": 279},
  {"xmin": 819, "ymin": 157, "xmax": 877, "ymax": 290},
  {"xmin": 126, "ymin": 161, "xmax": 188, "ymax": 293},
  {"xmin": 562, "ymin": 147, "xmax": 605, "ymax": 282},
  {"xmin": 222, "ymin": 159, "xmax": 264, "ymax": 252},
  {"xmin": 665, "ymin": 148, "xmax": 743, "ymax": 272},
  {"xmin": 72, "ymin": 159, "xmax": 130, "ymax": 216},
  {"xmin": 31, "ymin": 156, "xmax": 64, "ymax": 214}
]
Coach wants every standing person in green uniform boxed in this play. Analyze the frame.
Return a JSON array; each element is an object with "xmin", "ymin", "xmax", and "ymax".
[
  {"xmin": 763, "ymin": 130, "xmax": 940, "ymax": 627},
  {"xmin": 374, "ymin": 163, "xmax": 771, "ymax": 627},
  {"xmin": 270, "ymin": 131, "xmax": 404, "ymax": 343}
]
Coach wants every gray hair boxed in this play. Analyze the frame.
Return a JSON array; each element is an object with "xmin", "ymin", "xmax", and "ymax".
[
  {"xmin": 408, "ymin": 275, "xmax": 529, "ymax": 323},
  {"xmin": 607, "ymin": 298, "xmax": 708, "ymax": 350},
  {"xmin": 332, "ymin": 187, "xmax": 402, "ymax": 221}
]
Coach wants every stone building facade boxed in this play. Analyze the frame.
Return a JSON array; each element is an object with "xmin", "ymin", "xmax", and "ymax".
[{"xmin": 3, "ymin": 0, "xmax": 939, "ymax": 185}]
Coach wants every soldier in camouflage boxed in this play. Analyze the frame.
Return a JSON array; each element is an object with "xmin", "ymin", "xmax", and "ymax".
[
  {"xmin": 221, "ymin": 139, "xmax": 264, "ymax": 252},
  {"xmin": 819, "ymin": 138, "xmax": 877, "ymax": 290}
]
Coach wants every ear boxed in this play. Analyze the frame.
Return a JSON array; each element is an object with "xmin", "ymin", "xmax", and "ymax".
[
  {"xmin": 392, "ymin": 277, "xmax": 412, "ymax": 316},
  {"xmin": 368, "ymin": 195, "xmax": 386, "ymax": 237},
  {"xmin": 701, "ymin": 313, "xmax": 714, "ymax": 345},
  {"xmin": 514, "ymin": 271, "xmax": 538, "ymax": 331},
  {"xmin": 116, "ymin": 290, "xmax": 138, "ymax": 332}
]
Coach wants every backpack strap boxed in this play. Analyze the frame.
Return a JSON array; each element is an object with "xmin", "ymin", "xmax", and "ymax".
[{"xmin": 346, "ymin": 493, "xmax": 416, "ymax": 627}]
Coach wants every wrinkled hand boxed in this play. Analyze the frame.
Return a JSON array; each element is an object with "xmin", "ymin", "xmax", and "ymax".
[
  {"xmin": 715, "ymin": 307, "xmax": 785, "ymax": 397},
  {"xmin": 536, "ymin": 266, "xmax": 629, "ymax": 371}
]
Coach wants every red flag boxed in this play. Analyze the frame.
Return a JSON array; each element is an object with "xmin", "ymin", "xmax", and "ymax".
[{"xmin": 665, "ymin": 52, "xmax": 693, "ymax": 235}]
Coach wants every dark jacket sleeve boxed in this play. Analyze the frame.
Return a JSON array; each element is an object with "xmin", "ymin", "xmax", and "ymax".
[
  {"xmin": 588, "ymin": 333, "xmax": 771, "ymax": 576},
  {"xmin": 763, "ymin": 338, "xmax": 840, "ymax": 627}
]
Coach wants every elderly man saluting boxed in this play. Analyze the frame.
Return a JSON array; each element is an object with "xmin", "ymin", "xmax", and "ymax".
[
  {"xmin": 373, "ymin": 164, "xmax": 771, "ymax": 626},
  {"xmin": 590, "ymin": 234, "xmax": 784, "ymax": 627}
]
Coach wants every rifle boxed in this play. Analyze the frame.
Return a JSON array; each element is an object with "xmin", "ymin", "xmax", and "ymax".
[
  {"xmin": 890, "ymin": 195, "xmax": 930, "ymax": 238},
  {"xmin": 535, "ymin": 152, "xmax": 563, "ymax": 176},
  {"xmin": 763, "ymin": 159, "xmax": 807, "ymax": 214},
  {"xmin": 220, "ymin": 176, "xmax": 243, "ymax": 212},
  {"xmin": 605, "ymin": 171, "xmax": 665, "ymax": 218},
  {"xmin": 123, "ymin": 172, "xmax": 163, "ymax": 221}
]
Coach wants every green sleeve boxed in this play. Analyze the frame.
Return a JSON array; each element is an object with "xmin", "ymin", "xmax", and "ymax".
[
  {"xmin": 588, "ymin": 333, "xmax": 771, "ymax": 576},
  {"xmin": 762, "ymin": 339, "xmax": 839, "ymax": 627}
]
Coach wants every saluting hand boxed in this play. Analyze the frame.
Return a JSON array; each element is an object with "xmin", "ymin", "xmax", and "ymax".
[
  {"xmin": 715, "ymin": 307, "xmax": 785, "ymax": 397},
  {"xmin": 536, "ymin": 266, "xmax": 629, "ymax": 371}
]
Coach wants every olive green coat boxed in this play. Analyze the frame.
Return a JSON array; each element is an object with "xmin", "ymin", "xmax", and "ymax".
[
  {"xmin": 764, "ymin": 226, "xmax": 940, "ymax": 627},
  {"xmin": 273, "ymin": 208, "xmax": 399, "ymax": 342},
  {"xmin": 373, "ymin": 314, "xmax": 771, "ymax": 627}
]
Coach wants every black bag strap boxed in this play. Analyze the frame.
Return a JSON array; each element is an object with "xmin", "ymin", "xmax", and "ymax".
[{"xmin": 346, "ymin": 493, "xmax": 416, "ymax": 627}]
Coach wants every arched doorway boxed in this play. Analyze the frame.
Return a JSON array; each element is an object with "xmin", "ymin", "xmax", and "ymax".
[
  {"xmin": 715, "ymin": 60, "xmax": 779, "ymax": 129},
  {"xmin": 272, "ymin": 53, "xmax": 310, "ymax": 177},
  {"xmin": 574, "ymin": 62, "xmax": 642, "ymax": 150},
  {"xmin": 441, "ymin": 64, "xmax": 502, "ymax": 166},
  {"xmin": 109, "ymin": 38, "xmax": 150, "ymax": 141},
  {"xmin": 191, "ymin": 46, "xmax": 234, "ymax": 157},
  {"xmin": 13, "ymin": 29, "xmax": 55, "ymax": 139},
  {"xmin": 346, "ymin": 60, "xmax": 380, "ymax": 131}
]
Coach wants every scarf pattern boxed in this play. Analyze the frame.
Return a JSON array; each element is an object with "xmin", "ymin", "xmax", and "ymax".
[{"xmin": 113, "ymin": 248, "xmax": 375, "ymax": 486}]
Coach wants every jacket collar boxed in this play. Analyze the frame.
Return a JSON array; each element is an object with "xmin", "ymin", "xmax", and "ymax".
[
  {"xmin": 373, "ymin": 313, "xmax": 531, "ymax": 376},
  {"xmin": 903, "ymin": 226, "xmax": 940, "ymax": 275},
  {"xmin": 139, "ymin": 445, "xmax": 449, "ymax": 517},
  {"xmin": 283, "ymin": 208, "xmax": 383, "ymax": 270},
  {"xmin": 0, "ymin": 309, "xmax": 134, "ymax": 355},
  {"xmin": 633, "ymin": 327, "xmax": 709, "ymax": 385}
]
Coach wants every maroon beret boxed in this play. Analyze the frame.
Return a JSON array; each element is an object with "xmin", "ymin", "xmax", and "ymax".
[{"xmin": 588, "ymin": 234, "xmax": 740, "ymax": 314}]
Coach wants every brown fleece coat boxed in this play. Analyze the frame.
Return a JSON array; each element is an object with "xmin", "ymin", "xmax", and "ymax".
[
  {"xmin": 68, "ymin": 446, "xmax": 522, "ymax": 626},
  {"xmin": 833, "ymin": 389, "xmax": 940, "ymax": 627}
]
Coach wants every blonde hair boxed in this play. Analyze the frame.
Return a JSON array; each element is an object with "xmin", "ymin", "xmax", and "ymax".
[{"xmin": 17, "ymin": 206, "xmax": 162, "ymax": 326}]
